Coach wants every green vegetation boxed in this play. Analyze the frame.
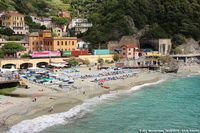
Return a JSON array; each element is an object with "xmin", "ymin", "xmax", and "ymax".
[
  {"xmin": 113, "ymin": 52, "xmax": 120, "ymax": 62},
  {"xmin": 0, "ymin": 0, "xmax": 69, "ymax": 16},
  {"xmin": 0, "ymin": 88, "xmax": 16, "ymax": 94},
  {"xmin": 21, "ymin": 53, "xmax": 30, "ymax": 58},
  {"xmin": 98, "ymin": 58, "xmax": 104, "ymax": 64},
  {"xmin": 68, "ymin": 57, "xmax": 79, "ymax": 67},
  {"xmin": 1, "ymin": 42, "xmax": 25, "ymax": 57},
  {"xmin": 83, "ymin": 59, "xmax": 90, "ymax": 66},
  {"xmin": 0, "ymin": 49, "xmax": 4, "ymax": 58},
  {"xmin": 172, "ymin": 34, "xmax": 186, "ymax": 48},
  {"xmin": 24, "ymin": 16, "xmax": 46, "ymax": 32},
  {"xmin": 159, "ymin": 55, "xmax": 175, "ymax": 64},
  {"xmin": 7, "ymin": 35, "xmax": 24, "ymax": 41},
  {"xmin": 52, "ymin": 17, "xmax": 69, "ymax": 24},
  {"xmin": 77, "ymin": 0, "xmax": 200, "ymax": 49},
  {"xmin": 0, "ymin": 27, "xmax": 14, "ymax": 36}
]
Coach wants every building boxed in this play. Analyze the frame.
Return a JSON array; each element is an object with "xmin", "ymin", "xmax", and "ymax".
[
  {"xmin": 120, "ymin": 44, "xmax": 139, "ymax": 59},
  {"xmin": 0, "ymin": 40, "xmax": 29, "ymax": 58},
  {"xmin": 77, "ymin": 39, "xmax": 88, "ymax": 50},
  {"xmin": 140, "ymin": 39, "xmax": 172, "ymax": 55},
  {"xmin": 58, "ymin": 11, "xmax": 71, "ymax": 19},
  {"xmin": 29, "ymin": 32, "xmax": 39, "ymax": 51},
  {"xmin": 1, "ymin": 12, "xmax": 29, "ymax": 34},
  {"xmin": 75, "ymin": 22, "xmax": 92, "ymax": 35},
  {"xmin": 29, "ymin": 30, "xmax": 77, "ymax": 52},
  {"xmin": 107, "ymin": 36, "xmax": 139, "ymax": 53},
  {"xmin": 68, "ymin": 18, "xmax": 87, "ymax": 29},
  {"xmin": 52, "ymin": 27, "xmax": 63, "ymax": 37},
  {"xmin": 30, "ymin": 16, "xmax": 52, "ymax": 28},
  {"xmin": 43, "ymin": 37, "xmax": 77, "ymax": 51}
]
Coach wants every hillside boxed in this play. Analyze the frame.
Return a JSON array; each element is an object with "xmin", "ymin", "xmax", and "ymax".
[
  {"xmin": 1, "ymin": 0, "xmax": 200, "ymax": 50},
  {"xmin": 0, "ymin": 0, "xmax": 70, "ymax": 16}
]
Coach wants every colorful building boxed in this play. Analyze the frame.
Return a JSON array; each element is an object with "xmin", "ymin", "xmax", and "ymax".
[
  {"xmin": 43, "ymin": 37, "xmax": 77, "ymax": 51},
  {"xmin": 29, "ymin": 30, "xmax": 77, "ymax": 52},
  {"xmin": 120, "ymin": 44, "xmax": 139, "ymax": 59},
  {"xmin": 68, "ymin": 18, "xmax": 87, "ymax": 29},
  {"xmin": 1, "ymin": 12, "xmax": 29, "ymax": 34}
]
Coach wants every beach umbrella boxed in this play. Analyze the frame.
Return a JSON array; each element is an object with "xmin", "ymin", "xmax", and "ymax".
[{"xmin": 100, "ymin": 79, "xmax": 106, "ymax": 82}]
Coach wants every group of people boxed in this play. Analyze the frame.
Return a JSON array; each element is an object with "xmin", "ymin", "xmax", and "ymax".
[{"xmin": 95, "ymin": 73, "xmax": 136, "ymax": 86}]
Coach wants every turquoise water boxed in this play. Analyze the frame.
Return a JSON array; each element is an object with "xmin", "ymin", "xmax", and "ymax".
[{"xmin": 42, "ymin": 75, "xmax": 200, "ymax": 133}]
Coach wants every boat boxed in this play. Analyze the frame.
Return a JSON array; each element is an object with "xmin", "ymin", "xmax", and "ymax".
[
  {"xmin": 68, "ymin": 80, "xmax": 74, "ymax": 84},
  {"xmin": 102, "ymin": 86, "xmax": 110, "ymax": 89},
  {"xmin": 163, "ymin": 68, "xmax": 178, "ymax": 73}
]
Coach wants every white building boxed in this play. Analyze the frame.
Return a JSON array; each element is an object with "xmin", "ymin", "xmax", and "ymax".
[
  {"xmin": 77, "ymin": 39, "xmax": 88, "ymax": 50},
  {"xmin": 68, "ymin": 18, "xmax": 87, "ymax": 29}
]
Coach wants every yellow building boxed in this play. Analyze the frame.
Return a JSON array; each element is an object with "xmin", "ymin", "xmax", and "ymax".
[
  {"xmin": 1, "ymin": 12, "xmax": 28, "ymax": 34},
  {"xmin": 29, "ymin": 30, "xmax": 77, "ymax": 51},
  {"xmin": 43, "ymin": 37, "xmax": 77, "ymax": 51}
]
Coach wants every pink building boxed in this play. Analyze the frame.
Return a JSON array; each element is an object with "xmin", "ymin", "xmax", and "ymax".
[
  {"xmin": 120, "ymin": 44, "xmax": 139, "ymax": 59},
  {"xmin": 0, "ymin": 39, "xmax": 30, "ymax": 58}
]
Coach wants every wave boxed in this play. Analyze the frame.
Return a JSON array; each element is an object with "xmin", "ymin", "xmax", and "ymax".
[{"xmin": 8, "ymin": 79, "xmax": 165, "ymax": 133}]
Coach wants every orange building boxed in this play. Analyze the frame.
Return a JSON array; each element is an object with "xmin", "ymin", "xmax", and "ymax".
[
  {"xmin": 29, "ymin": 30, "xmax": 77, "ymax": 51},
  {"xmin": 43, "ymin": 37, "xmax": 77, "ymax": 51}
]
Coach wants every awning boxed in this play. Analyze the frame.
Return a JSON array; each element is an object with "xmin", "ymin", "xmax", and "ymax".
[{"xmin": 146, "ymin": 53, "xmax": 162, "ymax": 57}]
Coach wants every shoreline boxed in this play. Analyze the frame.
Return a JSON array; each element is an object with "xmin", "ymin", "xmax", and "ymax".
[{"xmin": 1, "ymin": 65, "xmax": 200, "ymax": 132}]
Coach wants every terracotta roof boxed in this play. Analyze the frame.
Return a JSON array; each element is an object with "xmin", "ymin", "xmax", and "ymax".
[
  {"xmin": 121, "ymin": 44, "xmax": 137, "ymax": 48},
  {"xmin": 6, "ymin": 13, "xmax": 23, "ymax": 16}
]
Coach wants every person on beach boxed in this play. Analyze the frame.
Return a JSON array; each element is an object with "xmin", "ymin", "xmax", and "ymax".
[{"xmin": 49, "ymin": 106, "xmax": 54, "ymax": 113}]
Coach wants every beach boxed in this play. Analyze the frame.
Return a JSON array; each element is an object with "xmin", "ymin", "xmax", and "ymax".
[{"xmin": 0, "ymin": 65, "xmax": 200, "ymax": 132}]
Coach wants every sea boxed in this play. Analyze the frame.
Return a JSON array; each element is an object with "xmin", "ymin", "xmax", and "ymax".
[{"xmin": 9, "ymin": 74, "xmax": 200, "ymax": 133}]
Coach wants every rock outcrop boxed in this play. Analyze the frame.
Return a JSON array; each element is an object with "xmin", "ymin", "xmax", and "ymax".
[{"xmin": 178, "ymin": 38, "xmax": 200, "ymax": 54}]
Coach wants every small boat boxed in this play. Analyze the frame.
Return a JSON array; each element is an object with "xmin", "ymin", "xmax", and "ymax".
[
  {"xmin": 68, "ymin": 80, "xmax": 74, "ymax": 84},
  {"xmin": 102, "ymin": 86, "xmax": 110, "ymax": 89}
]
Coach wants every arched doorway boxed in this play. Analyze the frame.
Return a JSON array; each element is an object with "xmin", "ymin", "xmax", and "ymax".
[
  {"xmin": 2, "ymin": 64, "xmax": 16, "ymax": 69},
  {"xmin": 20, "ymin": 63, "xmax": 33, "ymax": 69},
  {"xmin": 37, "ymin": 62, "xmax": 48, "ymax": 68}
]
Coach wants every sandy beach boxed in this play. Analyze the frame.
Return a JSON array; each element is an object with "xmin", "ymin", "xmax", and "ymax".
[{"xmin": 0, "ymin": 65, "xmax": 200, "ymax": 132}]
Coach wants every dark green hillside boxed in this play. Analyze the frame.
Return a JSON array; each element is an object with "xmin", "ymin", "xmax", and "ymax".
[{"xmin": 1, "ymin": 0, "xmax": 200, "ymax": 49}]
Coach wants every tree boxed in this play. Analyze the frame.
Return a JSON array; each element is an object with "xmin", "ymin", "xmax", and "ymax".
[
  {"xmin": 172, "ymin": 34, "xmax": 186, "ymax": 48},
  {"xmin": 1, "ymin": 42, "xmax": 25, "ymax": 57},
  {"xmin": 83, "ymin": 59, "xmax": 90, "ymax": 66},
  {"xmin": 52, "ymin": 17, "xmax": 69, "ymax": 24},
  {"xmin": 0, "ymin": 49, "xmax": 4, "ymax": 58},
  {"xmin": 98, "ymin": 58, "xmax": 104, "ymax": 64},
  {"xmin": 113, "ymin": 52, "xmax": 120, "ymax": 62},
  {"xmin": 21, "ymin": 53, "xmax": 30, "ymax": 58},
  {"xmin": 68, "ymin": 57, "xmax": 79, "ymax": 67},
  {"xmin": 0, "ymin": 27, "xmax": 14, "ymax": 36},
  {"xmin": 40, "ymin": 25, "xmax": 46, "ymax": 30}
]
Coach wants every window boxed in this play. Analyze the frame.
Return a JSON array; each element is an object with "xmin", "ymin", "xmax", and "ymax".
[
  {"xmin": 123, "ymin": 53, "xmax": 126, "ymax": 55},
  {"xmin": 32, "ymin": 42, "xmax": 34, "ymax": 45},
  {"xmin": 39, "ymin": 34, "xmax": 43, "ymax": 37},
  {"xmin": 72, "ymin": 41, "xmax": 74, "ymax": 45},
  {"xmin": 129, "ymin": 53, "xmax": 131, "ymax": 55},
  {"xmin": 57, "ymin": 41, "xmax": 59, "ymax": 45},
  {"xmin": 68, "ymin": 48, "xmax": 70, "ymax": 51},
  {"xmin": 69, "ymin": 41, "xmax": 71, "ymax": 45},
  {"xmin": 61, "ymin": 41, "xmax": 63, "ymax": 45},
  {"xmin": 129, "ymin": 48, "xmax": 131, "ymax": 51},
  {"xmin": 72, "ymin": 48, "xmax": 75, "ymax": 50},
  {"xmin": 65, "ymin": 41, "xmax": 67, "ymax": 45},
  {"xmin": 123, "ymin": 48, "xmax": 126, "ymax": 50}
]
